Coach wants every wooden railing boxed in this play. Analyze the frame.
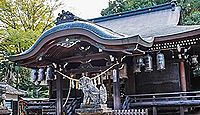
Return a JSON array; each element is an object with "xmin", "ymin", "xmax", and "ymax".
[
  {"xmin": 112, "ymin": 109, "xmax": 148, "ymax": 115},
  {"xmin": 24, "ymin": 97, "xmax": 81, "ymax": 115},
  {"xmin": 124, "ymin": 91, "xmax": 200, "ymax": 115},
  {"xmin": 126, "ymin": 91, "xmax": 200, "ymax": 107},
  {"xmin": 63, "ymin": 97, "xmax": 81, "ymax": 115}
]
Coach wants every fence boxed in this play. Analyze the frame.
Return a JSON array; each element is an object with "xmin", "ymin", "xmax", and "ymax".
[
  {"xmin": 112, "ymin": 109, "xmax": 148, "ymax": 115},
  {"xmin": 126, "ymin": 91, "xmax": 200, "ymax": 107}
]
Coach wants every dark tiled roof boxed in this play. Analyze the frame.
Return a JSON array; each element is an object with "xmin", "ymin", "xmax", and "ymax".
[
  {"xmin": 88, "ymin": 1, "xmax": 200, "ymax": 41},
  {"xmin": 88, "ymin": 2, "xmax": 176, "ymax": 23},
  {"xmin": 0, "ymin": 82, "xmax": 26, "ymax": 95},
  {"xmin": 117, "ymin": 25, "xmax": 200, "ymax": 38}
]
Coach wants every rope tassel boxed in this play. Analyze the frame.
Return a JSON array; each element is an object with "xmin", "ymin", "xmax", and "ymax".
[
  {"xmin": 55, "ymin": 62, "xmax": 119, "ymax": 82},
  {"xmin": 69, "ymin": 80, "xmax": 72, "ymax": 88},
  {"xmin": 72, "ymin": 80, "xmax": 75, "ymax": 88},
  {"xmin": 93, "ymin": 79, "xmax": 97, "ymax": 86},
  {"xmin": 76, "ymin": 81, "xmax": 79, "ymax": 89},
  {"xmin": 97, "ymin": 76, "xmax": 101, "ymax": 85}
]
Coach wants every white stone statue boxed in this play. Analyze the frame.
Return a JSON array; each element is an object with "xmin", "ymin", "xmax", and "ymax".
[{"xmin": 78, "ymin": 76, "xmax": 107, "ymax": 105}]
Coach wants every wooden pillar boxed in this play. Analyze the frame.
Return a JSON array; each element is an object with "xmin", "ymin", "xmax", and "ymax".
[
  {"xmin": 179, "ymin": 60, "xmax": 187, "ymax": 92},
  {"xmin": 107, "ymin": 73, "xmax": 112, "ymax": 101},
  {"xmin": 112, "ymin": 65, "xmax": 121, "ymax": 110},
  {"xmin": 48, "ymin": 80, "xmax": 53, "ymax": 99},
  {"xmin": 152, "ymin": 96, "xmax": 157, "ymax": 115},
  {"xmin": 180, "ymin": 106, "xmax": 185, "ymax": 115},
  {"xmin": 56, "ymin": 68, "xmax": 63, "ymax": 115},
  {"xmin": 125, "ymin": 58, "xmax": 135, "ymax": 95},
  {"xmin": 153, "ymin": 107, "xmax": 157, "ymax": 115}
]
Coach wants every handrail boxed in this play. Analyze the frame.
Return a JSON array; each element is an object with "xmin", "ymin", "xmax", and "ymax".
[
  {"xmin": 130, "ymin": 95, "xmax": 200, "ymax": 102},
  {"xmin": 125, "ymin": 91, "xmax": 200, "ymax": 107},
  {"xmin": 126, "ymin": 91, "xmax": 200, "ymax": 97}
]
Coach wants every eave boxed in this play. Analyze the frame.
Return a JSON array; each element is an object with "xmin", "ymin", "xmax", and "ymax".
[
  {"xmin": 154, "ymin": 27, "xmax": 200, "ymax": 42},
  {"xmin": 8, "ymin": 21, "xmax": 153, "ymax": 67}
]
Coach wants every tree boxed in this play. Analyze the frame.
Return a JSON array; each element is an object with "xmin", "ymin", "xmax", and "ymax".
[
  {"xmin": 0, "ymin": 28, "xmax": 40, "ymax": 54},
  {"xmin": 180, "ymin": 0, "xmax": 200, "ymax": 25},
  {"xmin": 101, "ymin": 0, "xmax": 200, "ymax": 25},
  {"xmin": 101, "ymin": 0, "xmax": 127, "ymax": 16},
  {"xmin": 0, "ymin": 0, "xmax": 62, "ymax": 97},
  {"xmin": 0, "ymin": 0, "xmax": 61, "ymax": 31},
  {"xmin": 0, "ymin": 0, "xmax": 62, "ymax": 54},
  {"xmin": 101, "ymin": 0, "xmax": 171, "ymax": 16}
]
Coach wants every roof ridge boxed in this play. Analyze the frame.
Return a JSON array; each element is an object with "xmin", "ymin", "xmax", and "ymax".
[{"xmin": 88, "ymin": 1, "xmax": 176, "ymax": 23}]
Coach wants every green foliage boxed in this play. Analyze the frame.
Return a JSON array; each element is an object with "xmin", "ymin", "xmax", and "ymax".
[
  {"xmin": 0, "ymin": 50, "xmax": 37, "ymax": 97},
  {"xmin": 183, "ymin": 11, "xmax": 200, "ymax": 25},
  {"xmin": 101, "ymin": 0, "xmax": 127, "ymax": 16},
  {"xmin": 101, "ymin": 0, "xmax": 200, "ymax": 25},
  {"xmin": 0, "ymin": 28, "xmax": 40, "ymax": 54},
  {"xmin": 101, "ymin": 0, "xmax": 171, "ymax": 16},
  {"xmin": 179, "ymin": 0, "xmax": 200, "ymax": 25},
  {"xmin": 0, "ymin": 0, "xmax": 62, "ymax": 98},
  {"xmin": 0, "ymin": 0, "xmax": 61, "ymax": 32},
  {"xmin": 0, "ymin": 52, "xmax": 16, "ymax": 86}
]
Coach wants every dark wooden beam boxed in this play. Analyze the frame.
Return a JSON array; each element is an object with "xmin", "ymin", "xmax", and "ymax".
[
  {"xmin": 180, "ymin": 106, "xmax": 185, "ymax": 115},
  {"xmin": 155, "ymin": 29, "xmax": 200, "ymax": 42},
  {"xmin": 153, "ymin": 107, "xmax": 157, "ymax": 115},
  {"xmin": 113, "ymin": 64, "xmax": 121, "ymax": 110},
  {"xmin": 65, "ymin": 66, "xmax": 109, "ymax": 75},
  {"xmin": 180, "ymin": 60, "xmax": 186, "ymax": 92},
  {"xmin": 61, "ymin": 52, "xmax": 109, "ymax": 63},
  {"xmin": 130, "ymin": 100, "xmax": 200, "ymax": 107},
  {"xmin": 125, "ymin": 57, "xmax": 135, "ymax": 95},
  {"xmin": 48, "ymin": 80, "xmax": 53, "ymax": 99},
  {"xmin": 56, "ymin": 66, "xmax": 63, "ymax": 115}
]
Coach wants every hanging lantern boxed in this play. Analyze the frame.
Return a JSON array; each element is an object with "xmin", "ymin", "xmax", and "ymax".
[
  {"xmin": 119, "ymin": 64, "xmax": 128, "ymax": 78},
  {"xmin": 38, "ymin": 68, "xmax": 45, "ymax": 81},
  {"xmin": 46, "ymin": 66, "xmax": 53, "ymax": 80},
  {"xmin": 145, "ymin": 54, "xmax": 153, "ymax": 72},
  {"xmin": 31, "ymin": 69, "xmax": 38, "ymax": 82},
  {"xmin": 133, "ymin": 57, "xmax": 144, "ymax": 73},
  {"xmin": 138, "ymin": 57, "xmax": 145, "ymax": 66},
  {"xmin": 157, "ymin": 52, "xmax": 165, "ymax": 71},
  {"xmin": 191, "ymin": 55, "xmax": 198, "ymax": 65}
]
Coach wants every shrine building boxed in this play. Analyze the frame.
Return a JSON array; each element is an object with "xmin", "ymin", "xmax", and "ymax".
[{"xmin": 9, "ymin": 1, "xmax": 200, "ymax": 115}]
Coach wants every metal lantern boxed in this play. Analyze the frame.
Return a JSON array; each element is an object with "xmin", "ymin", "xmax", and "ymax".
[
  {"xmin": 191, "ymin": 55, "xmax": 198, "ymax": 65},
  {"xmin": 38, "ymin": 68, "xmax": 45, "ymax": 82},
  {"xmin": 133, "ymin": 57, "xmax": 144, "ymax": 73},
  {"xmin": 31, "ymin": 69, "xmax": 38, "ymax": 82},
  {"xmin": 119, "ymin": 63, "xmax": 128, "ymax": 78},
  {"xmin": 138, "ymin": 57, "xmax": 145, "ymax": 66},
  {"xmin": 157, "ymin": 52, "xmax": 165, "ymax": 71},
  {"xmin": 46, "ymin": 66, "xmax": 53, "ymax": 80},
  {"xmin": 145, "ymin": 54, "xmax": 153, "ymax": 72}
]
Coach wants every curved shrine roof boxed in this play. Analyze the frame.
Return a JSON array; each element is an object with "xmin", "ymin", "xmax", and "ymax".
[
  {"xmin": 8, "ymin": 1, "xmax": 200, "ymax": 67},
  {"xmin": 9, "ymin": 21, "xmax": 153, "ymax": 65}
]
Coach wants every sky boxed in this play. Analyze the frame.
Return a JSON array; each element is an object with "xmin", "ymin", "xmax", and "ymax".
[{"xmin": 56, "ymin": 0, "xmax": 110, "ymax": 19}]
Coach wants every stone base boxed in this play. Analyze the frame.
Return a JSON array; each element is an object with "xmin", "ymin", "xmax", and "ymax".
[{"xmin": 75, "ymin": 104, "xmax": 112, "ymax": 115}]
